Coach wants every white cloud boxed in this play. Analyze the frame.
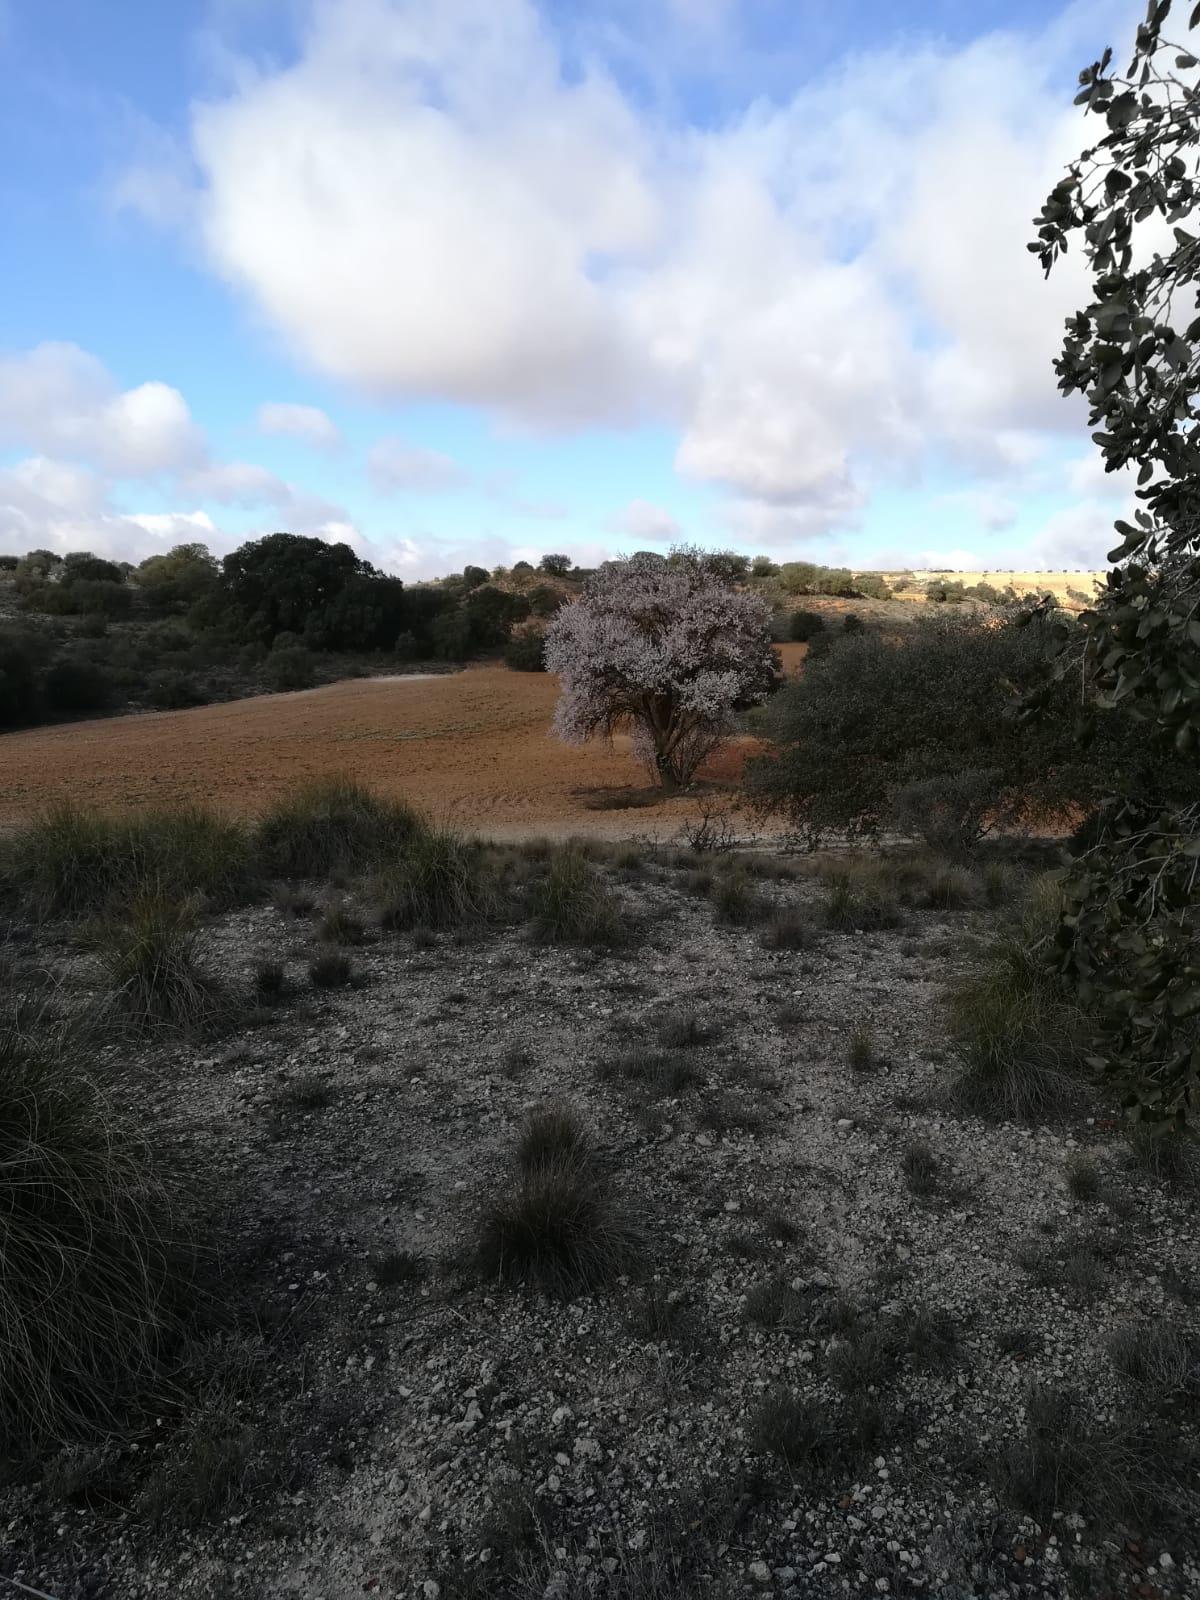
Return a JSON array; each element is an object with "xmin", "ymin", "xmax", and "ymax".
[
  {"xmin": 114, "ymin": 0, "xmax": 1142, "ymax": 539},
  {"xmin": 609, "ymin": 498, "xmax": 681, "ymax": 543},
  {"xmin": 368, "ymin": 437, "xmax": 469, "ymax": 493},
  {"xmin": 0, "ymin": 343, "xmax": 204, "ymax": 476},
  {"xmin": 256, "ymin": 401, "xmax": 342, "ymax": 450}
]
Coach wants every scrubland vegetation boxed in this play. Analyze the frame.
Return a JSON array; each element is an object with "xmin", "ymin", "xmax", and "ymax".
[{"xmin": 2, "ymin": 768, "xmax": 1199, "ymax": 1600}]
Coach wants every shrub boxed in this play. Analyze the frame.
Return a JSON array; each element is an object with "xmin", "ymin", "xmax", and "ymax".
[
  {"xmin": 842, "ymin": 612, "xmax": 865, "ymax": 634},
  {"xmin": 476, "ymin": 1107, "xmax": 638, "ymax": 1293},
  {"xmin": 3, "ymin": 803, "xmax": 253, "ymax": 919},
  {"xmin": 44, "ymin": 657, "xmax": 113, "ymax": 713},
  {"xmin": 145, "ymin": 670, "xmax": 206, "ymax": 710},
  {"xmin": 821, "ymin": 869, "xmax": 903, "ymax": 932},
  {"xmin": 252, "ymin": 960, "xmax": 287, "ymax": 1004},
  {"xmin": 848, "ymin": 1029, "xmax": 874, "ymax": 1071},
  {"xmin": 309, "ymin": 952, "xmax": 354, "ymax": 989},
  {"xmin": 891, "ymin": 771, "xmax": 1000, "ymax": 857},
  {"xmin": 0, "ymin": 627, "xmax": 45, "ymax": 727},
  {"xmin": 504, "ymin": 625, "xmax": 547, "ymax": 671},
  {"xmin": 98, "ymin": 894, "xmax": 216, "ymax": 1032},
  {"xmin": 749, "ymin": 1389, "xmax": 841, "ymax": 1476},
  {"xmin": 761, "ymin": 910, "xmax": 819, "ymax": 950},
  {"xmin": 0, "ymin": 1029, "xmax": 185, "ymax": 1453},
  {"xmin": 946, "ymin": 879, "xmax": 1089, "ymax": 1120},
  {"xmin": 375, "ymin": 827, "xmax": 496, "ymax": 931},
  {"xmin": 263, "ymin": 645, "xmax": 315, "ymax": 692},
  {"xmin": 256, "ymin": 777, "xmax": 422, "ymax": 879},
  {"xmin": 710, "ymin": 868, "xmax": 766, "ymax": 926},
  {"xmin": 789, "ymin": 609, "xmax": 826, "ymax": 642},
  {"xmin": 318, "ymin": 905, "xmax": 365, "ymax": 945},
  {"xmin": 529, "ymin": 847, "xmax": 626, "ymax": 945}
]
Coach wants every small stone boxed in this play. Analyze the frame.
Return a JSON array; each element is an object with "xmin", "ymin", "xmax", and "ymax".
[
  {"xmin": 748, "ymin": 1560, "xmax": 771, "ymax": 1585},
  {"xmin": 423, "ymin": 1582, "xmax": 440, "ymax": 1599}
]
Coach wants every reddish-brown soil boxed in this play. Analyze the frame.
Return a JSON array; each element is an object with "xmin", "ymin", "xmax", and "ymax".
[{"xmin": 0, "ymin": 646, "xmax": 808, "ymax": 837}]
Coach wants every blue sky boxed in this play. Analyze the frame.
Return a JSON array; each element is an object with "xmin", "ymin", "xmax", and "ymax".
[{"xmin": 0, "ymin": 0, "xmax": 1142, "ymax": 578}]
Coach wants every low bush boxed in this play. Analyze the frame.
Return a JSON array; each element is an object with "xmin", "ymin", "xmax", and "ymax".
[
  {"xmin": 789, "ymin": 609, "xmax": 826, "ymax": 642},
  {"xmin": 0, "ymin": 1029, "xmax": 186, "ymax": 1452},
  {"xmin": 44, "ymin": 657, "xmax": 113, "ymax": 713},
  {"xmin": 710, "ymin": 868, "xmax": 767, "ymax": 926},
  {"xmin": 252, "ymin": 960, "xmax": 287, "ymax": 1004},
  {"xmin": 476, "ymin": 1106, "xmax": 639, "ymax": 1294},
  {"xmin": 2, "ymin": 802, "xmax": 253, "ymax": 919},
  {"xmin": 946, "ymin": 878, "xmax": 1089, "ymax": 1120},
  {"xmin": 309, "ymin": 952, "xmax": 354, "ymax": 989},
  {"xmin": 145, "ymin": 669, "xmax": 206, "ymax": 710},
  {"xmin": 375, "ymin": 827, "xmax": 497, "ymax": 931},
  {"xmin": 760, "ymin": 909, "xmax": 819, "ymax": 950},
  {"xmin": 263, "ymin": 644, "xmax": 315, "ymax": 692},
  {"xmin": 256, "ymin": 776, "xmax": 423, "ymax": 879},
  {"xmin": 97, "ymin": 894, "xmax": 217, "ymax": 1032},
  {"xmin": 503, "ymin": 625, "xmax": 547, "ymax": 672},
  {"xmin": 528, "ymin": 847, "xmax": 627, "ymax": 946}
]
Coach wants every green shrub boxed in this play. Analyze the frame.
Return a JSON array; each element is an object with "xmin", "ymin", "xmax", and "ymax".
[
  {"xmin": 789, "ymin": 609, "xmax": 825, "ymax": 642},
  {"xmin": 98, "ymin": 894, "xmax": 217, "ymax": 1032},
  {"xmin": 946, "ymin": 878, "xmax": 1089, "ymax": 1119},
  {"xmin": 528, "ymin": 847, "xmax": 626, "ymax": 945},
  {"xmin": 821, "ymin": 868, "xmax": 903, "ymax": 931},
  {"xmin": 375, "ymin": 827, "xmax": 496, "ymax": 930},
  {"xmin": 710, "ymin": 868, "xmax": 766, "ymax": 925},
  {"xmin": 504, "ymin": 625, "xmax": 547, "ymax": 671},
  {"xmin": 0, "ymin": 627, "xmax": 45, "ymax": 727},
  {"xmin": 0, "ymin": 1029, "xmax": 185, "ymax": 1452},
  {"xmin": 44, "ymin": 657, "xmax": 113, "ymax": 713},
  {"xmin": 760, "ymin": 909, "xmax": 819, "ymax": 950},
  {"xmin": 145, "ymin": 670, "xmax": 206, "ymax": 710},
  {"xmin": 263, "ymin": 645, "xmax": 315, "ymax": 692},
  {"xmin": 252, "ymin": 960, "xmax": 287, "ymax": 1004},
  {"xmin": 3, "ymin": 803, "xmax": 253, "ymax": 919},
  {"xmin": 309, "ymin": 951, "xmax": 354, "ymax": 989},
  {"xmin": 256, "ymin": 776, "xmax": 423, "ymax": 879}
]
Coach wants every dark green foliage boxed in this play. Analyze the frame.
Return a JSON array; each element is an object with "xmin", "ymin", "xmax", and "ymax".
[
  {"xmin": 504, "ymin": 625, "xmax": 547, "ymax": 671},
  {"xmin": 0, "ymin": 1029, "xmax": 186, "ymax": 1452},
  {"xmin": 263, "ymin": 644, "xmax": 315, "ymax": 691},
  {"xmin": 221, "ymin": 532, "xmax": 409, "ymax": 649},
  {"xmin": 464, "ymin": 584, "xmax": 530, "ymax": 649},
  {"xmin": 135, "ymin": 543, "xmax": 220, "ymax": 613},
  {"xmin": 760, "ymin": 909, "xmax": 819, "ymax": 950},
  {"xmin": 477, "ymin": 1105, "xmax": 638, "ymax": 1293},
  {"xmin": 842, "ymin": 612, "xmax": 864, "ymax": 634},
  {"xmin": 528, "ymin": 847, "xmax": 626, "ymax": 945},
  {"xmin": 256, "ymin": 776, "xmax": 422, "ymax": 879},
  {"xmin": 318, "ymin": 904, "xmax": 365, "ymax": 946},
  {"xmin": 43, "ymin": 656, "xmax": 113, "ymax": 713},
  {"xmin": 788, "ymin": 609, "xmax": 825, "ymax": 642},
  {"xmin": 710, "ymin": 869, "xmax": 766, "ymax": 926},
  {"xmin": 539, "ymin": 554, "xmax": 572, "ymax": 577},
  {"xmin": 145, "ymin": 669, "xmax": 206, "ymax": 709},
  {"xmin": 0, "ymin": 626, "xmax": 47, "ymax": 726},
  {"xmin": 2, "ymin": 803, "xmax": 253, "ymax": 918},
  {"xmin": 853, "ymin": 574, "xmax": 892, "ymax": 601},
  {"xmin": 1027, "ymin": 12, "xmax": 1200, "ymax": 1127},
  {"xmin": 847, "ymin": 1029, "xmax": 873, "ymax": 1071},
  {"xmin": 746, "ymin": 611, "xmax": 1158, "ymax": 847}
]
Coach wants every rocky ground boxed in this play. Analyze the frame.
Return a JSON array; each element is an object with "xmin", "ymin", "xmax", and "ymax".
[{"xmin": 3, "ymin": 847, "xmax": 1199, "ymax": 1600}]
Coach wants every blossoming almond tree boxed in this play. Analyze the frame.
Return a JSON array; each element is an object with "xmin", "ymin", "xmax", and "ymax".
[{"xmin": 544, "ymin": 548, "xmax": 777, "ymax": 790}]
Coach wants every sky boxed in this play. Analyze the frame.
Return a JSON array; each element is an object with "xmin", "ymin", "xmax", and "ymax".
[{"xmin": 0, "ymin": 0, "xmax": 1145, "ymax": 580}]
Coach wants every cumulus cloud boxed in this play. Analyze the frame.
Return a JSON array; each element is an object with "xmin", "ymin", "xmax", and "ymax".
[
  {"xmin": 111, "ymin": 0, "xmax": 1141, "ymax": 538},
  {"xmin": 368, "ymin": 437, "xmax": 470, "ymax": 493},
  {"xmin": 609, "ymin": 498, "xmax": 682, "ymax": 543},
  {"xmin": 256, "ymin": 401, "xmax": 342, "ymax": 450},
  {"xmin": 0, "ymin": 342, "xmax": 205, "ymax": 476}
]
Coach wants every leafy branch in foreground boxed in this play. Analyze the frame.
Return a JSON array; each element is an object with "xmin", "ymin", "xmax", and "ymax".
[{"xmin": 1031, "ymin": 0, "xmax": 1200, "ymax": 1126}]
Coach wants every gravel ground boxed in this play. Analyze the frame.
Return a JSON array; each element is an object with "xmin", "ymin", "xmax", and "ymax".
[{"xmin": 3, "ymin": 852, "xmax": 1198, "ymax": 1600}]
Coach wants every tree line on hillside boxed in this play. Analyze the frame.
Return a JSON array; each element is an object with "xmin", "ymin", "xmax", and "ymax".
[{"xmin": 0, "ymin": 537, "xmax": 587, "ymax": 729}]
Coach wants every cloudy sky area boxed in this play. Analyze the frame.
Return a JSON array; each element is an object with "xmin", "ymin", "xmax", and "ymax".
[{"xmin": 0, "ymin": 0, "xmax": 1143, "ymax": 578}]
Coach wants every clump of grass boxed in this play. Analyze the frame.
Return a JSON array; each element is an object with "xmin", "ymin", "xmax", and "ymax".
[
  {"xmin": 945, "ymin": 876, "xmax": 1087, "ymax": 1120},
  {"xmin": 597, "ymin": 1048, "xmax": 701, "ymax": 1100},
  {"xmin": 696, "ymin": 1093, "xmax": 764, "ymax": 1137},
  {"xmin": 275, "ymin": 1073, "xmax": 333, "ymax": 1110},
  {"xmin": 821, "ymin": 866, "xmax": 903, "ymax": 932},
  {"xmin": 743, "ymin": 1279, "xmax": 810, "ymax": 1330},
  {"xmin": 1107, "ymin": 1322, "xmax": 1197, "ymax": 1397},
  {"xmin": 749, "ymin": 1388, "xmax": 840, "ymax": 1476},
  {"xmin": 847, "ymin": 1028, "xmax": 874, "ymax": 1071},
  {"xmin": 477, "ymin": 1106, "xmax": 639, "ymax": 1294},
  {"xmin": 318, "ymin": 904, "xmax": 365, "ymax": 946},
  {"xmin": 827, "ymin": 1324, "xmax": 901, "ymax": 1393},
  {"xmin": 256, "ymin": 775, "xmax": 422, "ymax": 879},
  {"xmin": 252, "ymin": 960, "xmax": 287, "ymax": 1005},
  {"xmin": 3, "ymin": 802, "xmax": 253, "ymax": 919},
  {"xmin": 528, "ymin": 847, "xmax": 628, "ymax": 946},
  {"xmin": 375, "ymin": 828, "xmax": 497, "ymax": 932},
  {"xmin": 97, "ymin": 893, "xmax": 217, "ymax": 1032},
  {"xmin": 710, "ymin": 869, "xmax": 767, "ymax": 926},
  {"xmin": 1126, "ymin": 1125, "xmax": 1200, "ymax": 1186},
  {"xmin": 760, "ymin": 910, "xmax": 819, "ymax": 951},
  {"xmin": 905, "ymin": 1306, "xmax": 961, "ymax": 1369},
  {"xmin": 0, "ymin": 1028, "xmax": 186, "ymax": 1453},
  {"xmin": 309, "ymin": 952, "xmax": 354, "ymax": 990},
  {"xmin": 919, "ymin": 865, "xmax": 979, "ymax": 910},
  {"xmin": 993, "ymin": 1383, "xmax": 1188, "ymax": 1527},
  {"xmin": 656, "ymin": 1009, "xmax": 718, "ymax": 1048},
  {"xmin": 372, "ymin": 1249, "xmax": 428, "ymax": 1287},
  {"xmin": 900, "ymin": 1139, "xmax": 941, "ymax": 1197}
]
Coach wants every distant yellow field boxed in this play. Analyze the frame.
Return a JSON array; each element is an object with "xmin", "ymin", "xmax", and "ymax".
[{"xmin": 891, "ymin": 570, "xmax": 1105, "ymax": 606}]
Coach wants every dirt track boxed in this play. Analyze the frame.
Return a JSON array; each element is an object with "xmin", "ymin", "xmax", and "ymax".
[{"xmin": 0, "ymin": 650, "xmax": 807, "ymax": 837}]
